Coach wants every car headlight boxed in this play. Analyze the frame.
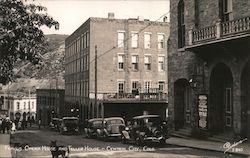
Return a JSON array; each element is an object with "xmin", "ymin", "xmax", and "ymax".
[
  {"xmin": 75, "ymin": 128, "xmax": 79, "ymax": 131},
  {"xmin": 63, "ymin": 127, "xmax": 67, "ymax": 131},
  {"xmin": 107, "ymin": 126, "xmax": 111, "ymax": 132}
]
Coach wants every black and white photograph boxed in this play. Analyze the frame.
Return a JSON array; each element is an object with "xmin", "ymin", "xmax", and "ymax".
[{"xmin": 0, "ymin": 0, "xmax": 250, "ymax": 157}]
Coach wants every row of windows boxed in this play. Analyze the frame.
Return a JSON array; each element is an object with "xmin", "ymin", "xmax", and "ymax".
[
  {"xmin": 118, "ymin": 81, "xmax": 165, "ymax": 93},
  {"xmin": 118, "ymin": 55, "xmax": 165, "ymax": 71},
  {"xmin": 118, "ymin": 31, "xmax": 166, "ymax": 49},
  {"xmin": 66, "ymin": 32, "xmax": 90, "ymax": 58},
  {"xmin": 65, "ymin": 82, "xmax": 89, "ymax": 97},
  {"xmin": 16, "ymin": 101, "xmax": 35, "ymax": 110},
  {"xmin": 65, "ymin": 56, "xmax": 89, "ymax": 74}
]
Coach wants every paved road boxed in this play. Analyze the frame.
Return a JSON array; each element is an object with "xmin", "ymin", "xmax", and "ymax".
[{"xmin": 9, "ymin": 128, "xmax": 246, "ymax": 158}]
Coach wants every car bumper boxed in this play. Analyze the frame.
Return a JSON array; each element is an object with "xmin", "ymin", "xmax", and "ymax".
[{"xmin": 143, "ymin": 136, "xmax": 165, "ymax": 143}]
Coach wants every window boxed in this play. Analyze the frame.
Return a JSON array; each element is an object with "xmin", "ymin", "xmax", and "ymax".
[
  {"xmin": 178, "ymin": 0, "xmax": 185, "ymax": 48},
  {"xmin": 157, "ymin": 34, "xmax": 165, "ymax": 49},
  {"xmin": 118, "ymin": 55, "xmax": 124, "ymax": 70},
  {"xmin": 118, "ymin": 32, "xmax": 125, "ymax": 47},
  {"xmin": 132, "ymin": 81, "xmax": 139, "ymax": 95},
  {"xmin": 24, "ymin": 102, "xmax": 26, "ymax": 109},
  {"xmin": 131, "ymin": 32, "xmax": 138, "ymax": 48},
  {"xmin": 144, "ymin": 81, "xmax": 151, "ymax": 93},
  {"xmin": 158, "ymin": 56, "xmax": 165, "ymax": 71},
  {"xmin": 131, "ymin": 55, "xmax": 139, "ymax": 70},
  {"xmin": 32, "ymin": 102, "xmax": 34, "ymax": 109},
  {"xmin": 220, "ymin": 0, "xmax": 233, "ymax": 22},
  {"xmin": 144, "ymin": 33, "xmax": 151, "ymax": 49},
  {"xmin": 158, "ymin": 81, "xmax": 165, "ymax": 92},
  {"xmin": 144, "ymin": 56, "xmax": 151, "ymax": 70},
  {"xmin": 17, "ymin": 102, "xmax": 20, "ymax": 110},
  {"xmin": 28, "ymin": 101, "xmax": 30, "ymax": 109},
  {"xmin": 118, "ymin": 82, "xmax": 125, "ymax": 94}
]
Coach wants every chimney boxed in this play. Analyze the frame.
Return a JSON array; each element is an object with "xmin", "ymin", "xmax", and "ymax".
[{"xmin": 108, "ymin": 13, "xmax": 115, "ymax": 19}]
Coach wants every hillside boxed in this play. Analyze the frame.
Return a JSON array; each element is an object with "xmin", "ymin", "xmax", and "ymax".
[{"xmin": 2, "ymin": 34, "xmax": 68, "ymax": 95}]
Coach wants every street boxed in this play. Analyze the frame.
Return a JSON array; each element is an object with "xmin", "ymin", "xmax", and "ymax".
[{"xmin": 9, "ymin": 126, "xmax": 246, "ymax": 158}]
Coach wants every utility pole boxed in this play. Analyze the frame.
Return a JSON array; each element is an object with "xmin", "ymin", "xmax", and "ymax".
[{"xmin": 95, "ymin": 45, "xmax": 97, "ymax": 118}]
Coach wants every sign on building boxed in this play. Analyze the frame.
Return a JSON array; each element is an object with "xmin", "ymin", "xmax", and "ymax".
[{"xmin": 198, "ymin": 94, "xmax": 208, "ymax": 129}]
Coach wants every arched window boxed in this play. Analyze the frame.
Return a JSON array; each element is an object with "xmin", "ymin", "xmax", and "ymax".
[{"xmin": 178, "ymin": 0, "xmax": 185, "ymax": 48}]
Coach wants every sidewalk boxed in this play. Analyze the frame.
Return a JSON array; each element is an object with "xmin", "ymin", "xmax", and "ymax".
[
  {"xmin": 166, "ymin": 136, "xmax": 250, "ymax": 157},
  {"xmin": 0, "ymin": 134, "xmax": 11, "ymax": 158}
]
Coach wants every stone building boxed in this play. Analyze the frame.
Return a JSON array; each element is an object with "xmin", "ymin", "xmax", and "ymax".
[
  {"xmin": 65, "ymin": 14, "xmax": 169, "ymax": 125},
  {"xmin": 169, "ymin": 0, "xmax": 250, "ymax": 140},
  {"xmin": 36, "ymin": 89, "xmax": 65, "ymax": 126}
]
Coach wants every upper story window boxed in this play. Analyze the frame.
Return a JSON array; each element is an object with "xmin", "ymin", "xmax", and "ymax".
[
  {"xmin": 157, "ymin": 34, "xmax": 165, "ymax": 49},
  {"xmin": 17, "ymin": 102, "xmax": 20, "ymax": 110},
  {"xmin": 118, "ymin": 81, "xmax": 125, "ymax": 94},
  {"xmin": 131, "ymin": 55, "xmax": 139, "ymax": 70},
  {"xmin": 144, "ymin": 81, "xmax": 151, "ymax": 93},
  {"xmin": 144, "ymin": 56, "xmax": 151, "ymax": 70},
  {"xmin": 158, "ymin": 56, "xmax": 165, "ymax": 71},
  {"xmin": 131, "ymin": 32, "xmax": 138, "ymax": 48},
  {"xmin": 24, "ymin": 102, "xmax": 26, "ymax": 109},
  {"xmin": 220, "ymin": 0, "xmax": 233, "ymax": 22},
  {"xmin": 118, "ymin": 54, "xmax": 124, "ymax": 70},
  {"xmin": 32, "ymin": 102, "xmax": 34, "ymax": 109},
  {"xmin": 178, "ymin": 0, "xmax": 185, "ymax": 48},
  {"xmin": 144, "ymin": 33, "xmax": 151, "ymax": 49},
  {"xmin": 158, "ymin": 81, "xmax": 165, "ymax": 92},
  {"xmin": 118, "ymin": 31, "xmax": 125, "ymax": 48}
]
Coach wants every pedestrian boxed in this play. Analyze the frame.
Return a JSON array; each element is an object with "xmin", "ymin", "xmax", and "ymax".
[
  {"xmin": 0, "ymin": 118, "xmax": 2, "ymax": 133},
  {"xmin": 11, "ymin": 122, "xmax": 16, "ymax": 134},
  {"xmin": 38, "ymin": 119, "xmax": 41, "ymax": 130},
  {"xmin": 18, "ymin": 121, "xmax": 22, "ymax": 130},
  {"xmin": 2, "ymin": 119, "xmax": 6, "ymax": 134}
]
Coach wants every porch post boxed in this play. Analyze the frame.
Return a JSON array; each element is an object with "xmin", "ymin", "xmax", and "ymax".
[{"xmin": 216, "ymin": 19, "xmax": 221, "ymax": 39}]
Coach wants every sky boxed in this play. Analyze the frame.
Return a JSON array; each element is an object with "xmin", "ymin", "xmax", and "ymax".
[{"xmin": 27, "ymin": 0, "xmax": 170, "ymax": 35}]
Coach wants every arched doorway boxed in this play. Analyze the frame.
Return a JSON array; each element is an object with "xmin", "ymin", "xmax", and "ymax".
[
  {"xmin": 241, "ymin": 61, "xmax": 250, "ymax": 139},
  {"xmin": 23, "ymin": 112, "xmax": 27, "ymax": 121},
  {"xmin": 209, "ymin": 63, "xmax": 233, "ymax": 134},
  {"xmin": 174, "ymin": 79, "xmax": 191, "ymax": 130}
]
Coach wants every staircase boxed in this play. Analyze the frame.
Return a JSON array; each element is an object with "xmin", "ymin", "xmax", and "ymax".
[{"xmin": 171, "ymin": 127, "xmax": 191, "ymax": 139}]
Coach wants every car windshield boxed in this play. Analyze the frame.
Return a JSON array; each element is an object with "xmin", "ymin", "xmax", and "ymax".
[
  {"xmin": 92, "ymin": 121, "xmax": 102, "ymax": 126},
  {"xmin": 63, "ymin": 119, "xmax": 78, "ymax": 124},
  {"xmin": 143, "ymin": 117, "xmax": 161, "ymax": 126},
  {"xmin": 106, "ymin": 119, "xmax": 123, "ymax": 125}
]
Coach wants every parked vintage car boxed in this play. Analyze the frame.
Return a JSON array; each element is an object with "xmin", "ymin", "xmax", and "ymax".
[
  {"xmin": 59, "ymin": 117, "xmax": 79, "ymax": 135},
  {"xmin": 121, "ymin": 115, "xmax": 168, "ymax": 145},
  {"xmin": 49, "ymin": 118, "xmax": 61, "ymax": 131},
  {"xmin": 84, "ymin": 118, "xmax": 103, "ymax": 138},
  {"xmin": 97, "ymin": 117, "xmax": 125, "ymax": 141}
]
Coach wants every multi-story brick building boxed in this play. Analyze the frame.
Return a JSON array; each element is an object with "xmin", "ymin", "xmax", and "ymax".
[
  {"xmin": 169, "ymin": 0, "xmax": 250, "ymax": 140},
  {"xmin": 65, "ymin": 14, "xmax": 169, "ymax": 125}
]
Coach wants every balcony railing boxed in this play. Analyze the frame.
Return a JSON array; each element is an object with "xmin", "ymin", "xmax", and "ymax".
[
  {"xmin": 188, "ymin": 16, "xmax": 250, "ymax": 46},
  {"xmin": 102, "ymin": 93, "xmax": 168, "ymax": 102}
]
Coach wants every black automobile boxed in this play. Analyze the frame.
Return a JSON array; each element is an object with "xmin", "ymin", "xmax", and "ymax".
[
  {"xmin": 84, "ymin": 118, "xmax": 103, "ymax": 138},
  {"xmin": 97, "ymin": 117, "xmax": 125, "ymax": 141},
  {"xmin": 49, "ymin": 118, "xmax": 61, "ymax": 131},
  {"xmin": 59, "ymin": 117, "xmax": 79, "ymax": 135},
  {"xmin": 121, "ymin": 115, "xmax": 168, "ymax": 146}
]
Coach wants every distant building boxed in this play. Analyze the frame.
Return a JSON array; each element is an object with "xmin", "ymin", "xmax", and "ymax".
[
  {"xmin": 36, "ymin": 89, "xmax": 65, "ymax": 126},
  {"xmin": 6, "ymin": 96, "xmax": 37, "ymax": 121},
  {"xmin": 65, "ymin": 14, "xmax": 169, "ymax": 125},
  {"xmin": 169, "ymin": 0, "xmax": 250, "ymax": 140}
]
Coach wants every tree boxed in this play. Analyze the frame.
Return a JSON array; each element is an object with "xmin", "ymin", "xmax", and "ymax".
[{"xmin": 0, "ymin": 0, "xmax": 59, "ymax": 84}]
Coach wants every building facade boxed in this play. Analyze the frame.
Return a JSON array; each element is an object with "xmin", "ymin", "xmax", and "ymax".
[
  {"xmin": 169, "ymin": 0, "xmax": 250, "ymax": 140},
  {"xmin": 65, "ymin": 14, "xmax": 169, "ymax": 125},
  {"xmin": 7, "ymin": 96, "xmax": 37, "ymax": 121},
  {"xmin": 36, "ymin": 89, "xmax": 65, "ymax": 126}
]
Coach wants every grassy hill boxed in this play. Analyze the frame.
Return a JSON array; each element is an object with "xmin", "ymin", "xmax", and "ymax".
[{"xmin": 2, "ymin": 34, "xmax": 68, "ymax": 95}]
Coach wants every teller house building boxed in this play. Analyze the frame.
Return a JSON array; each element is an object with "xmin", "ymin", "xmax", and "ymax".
[
  {"xmin": 169, "ymin": 0, "xmax": 250, "ymax": 141},
  {"xmin": 65, "ymin": 13, "xmax": 169, "ymax": 125}
]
